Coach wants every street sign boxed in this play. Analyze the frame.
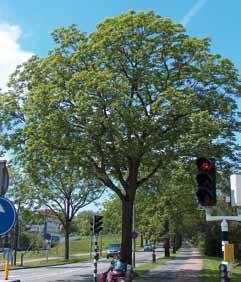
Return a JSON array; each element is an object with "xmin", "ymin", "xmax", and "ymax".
[
  {"xmin": 0, "ymin": 197, "xmax": 16, "ymax": 236},
  {"xmin": 44, "ymin": 233, "xmax": 51, "ymax": 241},
  {"xmin": 0, "ymin": 161, "xmax": 9, "ymax": 196},
  {"xmin": 131, "ymin": 231, "xmax": 138, "ymax": 239}
]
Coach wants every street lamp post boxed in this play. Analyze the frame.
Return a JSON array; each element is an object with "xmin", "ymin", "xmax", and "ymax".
[{"xmin": 0, "ymin": 160, "xmax": 9, "ymax": 196}]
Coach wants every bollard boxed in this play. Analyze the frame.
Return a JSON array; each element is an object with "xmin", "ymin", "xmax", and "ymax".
[
  {"xmin": 152, "ymin": 249, "xmax": 156, "ymax": 263},
  {"xmin": 3, "ymin": 248, "xmax": 11, "ymax": 280},
  {"xmin": 4, "ymin": 259, "xmax": 10, "ymax": 280},
  {"xmin": 164, "ymin": 239, "xmax": 170, "ymax": 257},
  {"xmin": 126, "ymin": 264, "xmax": 132, "ymax": 282},
  {"xmin": 20, "ymin": 253, "xmax": 24, "ymax": 266},
  {"xmin": 164, "ymin": 247, "xmax": 170, "ymax": 257}
]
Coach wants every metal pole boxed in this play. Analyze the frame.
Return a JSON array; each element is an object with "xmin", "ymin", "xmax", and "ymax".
[
  {"xmin": 221, "ymin": 219, "xmax": 229, "ymax": 259},
  {"xmin": 100, "ymin": 234, "xmax": 102, "ymax": 257},
  {"xmin": 0, "ymin": 160, "xmax": 9, "ymax": 196},
  {"xmin": 90, "ymin": 234, "xmax": 93, "ymax": 258},
  {"xmin": 220, "ymin": 220, "xmax": 229, "ymax": 282},
  {"xmin": 20, "ymin": 253, "xmax": 24, "ymax": 266},
  {"xmin": 132, "ymin": 203, "xmax": 136, "ymax": 268},
  {"xmin": 93, "ymin": 234, "xmax": 99, "ymax": 282},
  {"xmin": 152, "ymin": 247, "xmax": 156, "ymax": 263}
]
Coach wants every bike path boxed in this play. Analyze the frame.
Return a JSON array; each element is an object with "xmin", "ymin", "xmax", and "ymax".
[{"xmin": 134, "ymin": 247, "xmax": 203, "ymax": 282}]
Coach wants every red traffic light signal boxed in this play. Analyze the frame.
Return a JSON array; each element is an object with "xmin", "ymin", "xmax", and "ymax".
[{"xmin": 196, "ymin": 157, "xmax": 216, "ymax": 206}]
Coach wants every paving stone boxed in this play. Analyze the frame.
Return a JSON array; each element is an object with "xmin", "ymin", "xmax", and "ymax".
[{"xmin": 134, "ymin": 247, "xmax": 202, "ymax": 282}]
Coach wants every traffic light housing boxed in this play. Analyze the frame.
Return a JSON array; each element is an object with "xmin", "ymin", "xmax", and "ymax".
[
  {"xmin": 94, "ymin": 215, "xmax": 103, "ymax": 234},
  {"xmin": 90, "ymin": 215, "xmax": 103, "ymax": 235},
  {"xmin": 196, "ymin": 157, "xmax": 216, "ymax": 206},
  {"xmin": 90, "ymin": 217, "xmax": 94, "ymax": 234}
]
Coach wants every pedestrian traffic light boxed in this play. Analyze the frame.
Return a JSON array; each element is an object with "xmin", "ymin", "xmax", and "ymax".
[
  {"xmin": 90, "ymin": 217, "xmax": 94, "ymax": 234},
  {"xmin": 94, "ymin": 215, "xmax": 103, "ymax": 234},
  {"xmin": 196, "ymin": 157, "xmax": 216, "ymax": 206}
]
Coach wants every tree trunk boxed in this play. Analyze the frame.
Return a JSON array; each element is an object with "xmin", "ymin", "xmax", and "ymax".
[
  {"xmin": 121, "ymin": 198, "xmax": 134, "ymax": 265},
  {"xmin": 64, "ymin": 222, "xmax": 70, "ymax": 260},
  {"xmin": 172, "ymin": 235, "xmax": 176, "ymax": 254},
  {"xmin": 140, "ymin": 234, "xmax": 143, "ymax": 247}
]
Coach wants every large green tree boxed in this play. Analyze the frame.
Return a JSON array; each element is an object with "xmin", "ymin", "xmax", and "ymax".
[{"xmin": 0, "ymin": 11, "xmax": 240, "ymax": 263}]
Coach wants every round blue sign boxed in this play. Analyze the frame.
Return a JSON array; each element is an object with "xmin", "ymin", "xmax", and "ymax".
[
  {"xmin": 0, "ymin": 197, "xmax": 16, "ymax": 236},
  {"xmin": 44, "ymin": 233, "xmax": 51, "ymax": 240}
]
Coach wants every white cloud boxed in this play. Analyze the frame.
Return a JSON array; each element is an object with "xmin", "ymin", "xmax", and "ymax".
[
  {"xmin": 181, "ymin": 0, "xmax": 208, "ymax": 27},
  {"xmin": 0, "ymin": 23, "xmax": 33, "ymax": 91}
]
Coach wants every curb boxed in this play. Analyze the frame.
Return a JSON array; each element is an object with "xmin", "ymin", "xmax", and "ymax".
[
  {"xmin": 0, "ymin": 259, "xmax": 91, "ymax": 271},
  {"xmin": 0, "ymin": 280, "xmax": 21, "ymax": 282}
]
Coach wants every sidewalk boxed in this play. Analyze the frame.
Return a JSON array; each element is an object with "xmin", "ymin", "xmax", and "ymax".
[{"xmin": 134, "ymin": 247, "xmax": 203, "ymax": 282}]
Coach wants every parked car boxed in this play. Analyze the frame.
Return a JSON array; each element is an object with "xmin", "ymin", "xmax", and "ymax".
[
  {"xmin": 156, "ymin": 242, "xmax": 163, "ymax": 248},
  {"xmin": 106, "ymin": 243, "xmax": 121, "ymax": 259},
  {"xmin": 144, "ymin": 243, "xmax": 154, "ymax": 251}
]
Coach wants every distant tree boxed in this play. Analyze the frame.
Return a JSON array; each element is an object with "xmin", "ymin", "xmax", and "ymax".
[
  {"xmin": 29, "ymin": 159, "xmax": 104, "ymax": 260},
  {"xmin": 102, "ymin": 196, "xmax": 122, "ymax": 235},
  {"xmin": 6, "ymin": 164, "xmax": 35, "ymax": 265},
  {"xmin": 73, "ymin": 210, "xmax": 95, "ymax": 236},
  {"xmin": 21, "ymin": 231, "xmax": 43, "ymax": 252},
  {"xmin": 0, "ymin": 11, "xmax": 240, "ymax": 263}
]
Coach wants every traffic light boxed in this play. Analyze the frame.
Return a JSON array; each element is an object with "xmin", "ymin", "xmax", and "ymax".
[
  {"xmin": 94, "ymin": 215, "xmax": 103, "ymax": 235},
  {"xmin": 196, "ymin": 157, "xmax": 216, "ymax": 206},
  {"xmin": 90, "ymin": 217, "xmax": 94, "ymax": 234},
  {"xmin": 90, "ymin": 215, "xmax": 103, "ymax": 235}
]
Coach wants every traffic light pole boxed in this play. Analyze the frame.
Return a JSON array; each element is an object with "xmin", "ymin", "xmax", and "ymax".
[
  {"xmin": 132, "ymin": 203, "xmax": 136, "ymax": 269},
  {"xmin": 204, "ymin": 208, "xmax": 241, "ymax": 253},
  {"xmin": 221, "ymin": 220, "xmax": 229, "ymax": 257},
  {"xmin": 204, "ymin": 208, "xmax": 241, "ymax": 281},
  {"xmin": 93, "ymin": 234, "xmax": 99, "ymax": 282},
  {"xmin": 90, "ymin": 214, "xmax": 103, "ymax": 282}
]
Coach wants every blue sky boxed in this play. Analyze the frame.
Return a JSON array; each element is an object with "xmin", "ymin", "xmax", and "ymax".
[
  {"xmin": 0, "ymin": 0, "xmax": 240, "ymax": 88},
  {"xmin": 0, "ymin": 0, "xmax": 240, "ymax": 210},
  {"xmin": 0, "ymin": 0, "xmax": 241, "ymax": 66}
]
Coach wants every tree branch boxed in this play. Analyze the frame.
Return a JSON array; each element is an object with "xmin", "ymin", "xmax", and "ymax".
[
  {"xmin": 90, "ymin": 156, "xmax": 125, "ymax": 200},
  {"xmin": 137, "ymin": 159, "xmax": 162, "ymax": 187}
]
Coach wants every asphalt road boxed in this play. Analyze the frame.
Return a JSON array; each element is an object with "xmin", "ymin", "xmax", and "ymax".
[{"xmin": 4, "ymin": 249, "xmax": 164, "ymax": 282}]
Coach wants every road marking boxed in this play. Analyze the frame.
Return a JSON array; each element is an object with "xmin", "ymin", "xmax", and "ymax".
[{"xmin": 0, "ymin": 203, "xmax": 5, "ymax": 213}]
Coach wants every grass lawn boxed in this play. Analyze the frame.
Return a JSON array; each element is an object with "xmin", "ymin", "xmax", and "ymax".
[
  {"xmin": 16, "ymin": 234, "xmax": 142, "ymax": 260},
  {"xmin": 200, "ymin": 256, "xmax": 241, "ymax": 282},
  {"xmin": 0, "ymin": 234, "xmax": 143, "ymax": 269},
  {"xmin": 15, "ymin": 234, "xmax": 123, "ymax": 260}
]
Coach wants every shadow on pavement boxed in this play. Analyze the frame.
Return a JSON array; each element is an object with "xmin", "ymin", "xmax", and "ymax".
[
  {"xmin": 169, "ymin": 255, "xmax": 202, "ymax": 260},
  {"xmin": 48, "ymin": 265, "xmax": 91, "ymax": 269},
  {"xmin": 176, "ymin": 269, "xmax": 201, "ymax": 282},
  {"xmin": 49, "ymin": 273, "xmax": 92, "ymax": 282}
]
